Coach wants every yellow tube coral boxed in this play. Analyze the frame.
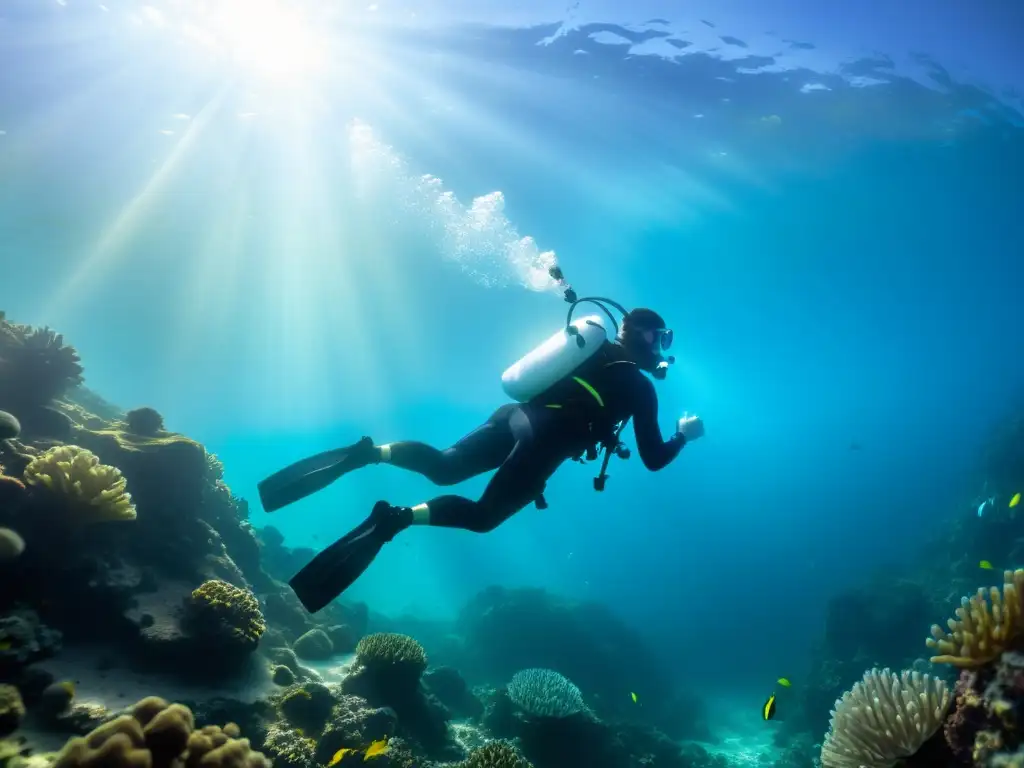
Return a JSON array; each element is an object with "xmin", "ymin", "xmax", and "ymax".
[
  {"xmin": 24, "ymin": 445, "xmax": 136, "ymax": 524},
  {"xmin": 926, "ymin": 569, "xmax": 1024, "ymax": 667}
]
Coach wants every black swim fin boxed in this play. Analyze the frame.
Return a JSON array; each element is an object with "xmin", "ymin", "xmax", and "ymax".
[
  {"xmin": 289, "ymin": 501, "xmax": 412, "ymax": 613},
  {"xmin": 257, "ymin": 436, "xmax": 377, "ymax": 513}
]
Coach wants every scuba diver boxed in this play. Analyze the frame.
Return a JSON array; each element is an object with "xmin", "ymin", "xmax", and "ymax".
[{"xmin": 258, "ymin": 271, "xmax": 706, "ymax": 614}]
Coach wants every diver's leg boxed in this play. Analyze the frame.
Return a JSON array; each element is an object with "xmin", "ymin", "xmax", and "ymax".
[
  {"xmin": 406, "ymin": 411, "xmax": 568, "ymax": 533},
  {"xmin": 377, "ymin": 404, "xmax": 516, "ymax": 486}
]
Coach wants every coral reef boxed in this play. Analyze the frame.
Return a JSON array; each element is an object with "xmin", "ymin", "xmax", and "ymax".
[
  {"xmin": 0, "ymin": 319, "xmax": 83, "ymax": 417},
  {"xmin": 928, "ymin": 570, "xmax": 1024, "ymax": 666},
  {"xmin": 23, "ymin": 446, "xmax": 136, "ymax": 525},
  {"xmin": 42, "ymin": 695, "xmax": 270, "ymax": 768},
  {"xmin": 457, "ymin": 586, "xmax": 671, "ymax": 722},
  {"xmin": 0, "ymin": 685, "xmax": 24, "ymax": 736},
  {"xmin": 460, "ymin": 740, "xmax": 533, "ymax": 768},
  {"xmin": 341, "ymin": 633, "xmax": 459, "ymax": 760},
  {"xmin": 506, "ymin": 669, "xmax": 587, "ymax": 718},
  {"xmin": 184, "ymin": 580, "xmax": 266, "ymax": 652}
]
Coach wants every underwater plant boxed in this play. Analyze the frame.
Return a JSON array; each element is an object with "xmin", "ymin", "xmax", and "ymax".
[
  {"xmin": 819, "ymin": 668, "xmax": 950, "ymax": 768},
  {"xmin": 23, "ymin": 445, "xmax": 136, "ymax": 524},
  {"xmin": 506, "ymin": 668, "xmax": 588, "ymax": 719}
]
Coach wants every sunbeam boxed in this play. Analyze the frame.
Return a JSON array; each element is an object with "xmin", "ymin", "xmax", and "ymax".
[{"xmin": 42, "ymin": 83, "xmax": 230, "ymax": 321}]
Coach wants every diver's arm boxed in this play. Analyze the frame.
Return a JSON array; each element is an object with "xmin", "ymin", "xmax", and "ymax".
[{"xmin": 631, "ymin": 373, "xmax": 685, "ymax": 471}]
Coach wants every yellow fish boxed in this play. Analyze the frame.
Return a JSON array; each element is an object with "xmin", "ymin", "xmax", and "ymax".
[
  {"xmin": 777, "ymin": 678, "xmax": 791, "ymax": 688},
  {"xmin": 328, "ymin": 748, "xmax": 354, "ymax": 766},
  {"xmin": 980, "ymin": 560, "xmax": 994, "ymax": 570},
  {"xmin": 763, "ymin": 693, "xmax": 777, "ymax": 721},
  {"xmin": 630, "ymin": 692, "xmax": 638, "ymax": 703},
  {"xmin": 0, "ymin": 640, "xmax": 11, "ymax": 652},
  {"xmin": 364, "ymin": 739, "xmax": 389, "ymax": 760},
  {"xmin": 1010, "ymin": 493, "xmax": 1021, "ymax": 509}
]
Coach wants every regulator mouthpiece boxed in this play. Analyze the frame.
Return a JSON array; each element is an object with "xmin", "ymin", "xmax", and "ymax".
[{"xmin": 652, "ymin": 355, "xmax": 675, "ymax": 380}]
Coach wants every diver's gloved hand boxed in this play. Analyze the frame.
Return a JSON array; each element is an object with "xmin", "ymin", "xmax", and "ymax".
[{"xmin": 677, "ymin": 413, "xmax": 705, "ymax": 442}]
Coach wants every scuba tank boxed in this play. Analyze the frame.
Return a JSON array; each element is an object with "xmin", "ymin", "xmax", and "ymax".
[
  {"xmin": 501, "ymin": 313, "xmax": 609, "ymax": 402},
  {"xmin": 499, "ymin": 264, "xmax": 675, "ymax": 494}
]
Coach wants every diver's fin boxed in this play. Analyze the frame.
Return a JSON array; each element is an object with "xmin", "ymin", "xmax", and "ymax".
[
  {"xmin": 289, "ymin": 501, "xmax": 410, "ymax": 613},
  {"xmin": 257, "ymin": 436, "xmax": 376, "ymax": 513}
]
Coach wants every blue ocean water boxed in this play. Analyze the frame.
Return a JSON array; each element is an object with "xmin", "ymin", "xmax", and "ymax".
[{"xmin": 2, "ymin": 0, "xmax": 1022, "ymax": 757}]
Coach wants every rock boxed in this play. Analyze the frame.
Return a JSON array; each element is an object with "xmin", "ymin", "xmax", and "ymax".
[
  {"xmin": 423, "ymin": 667, "xmax": 484, "ymax": 719},
  {"xmin": 293, "ymin": 629, "xmax": 333, "ymax": 661},
  {"xmin": 0, "ymin": 528, "xmax": 25, "ymax": 560},
  {"xmin": 0, "ymin": 685, "xmax": 25, "ymax": 736},
  {"xmin": 14, "ymin": 666, "xmax": 55, "ymax": 706},
  {"xmin": 38, "ymin": 681, "xmax": 75, "ymax": 718},
  {"xmin": 262, "ymin": 592, "xmax": 315, "ymax": 641},
  {"xmin": 272, "ymin": 665, "xmax": 296, "ymax": 686},
  {"xmin": 326, "ymin": 625, "xmax": 357, "ymax": 654},
  {"xmin": 0, "ymin": 411, "xmax": 19, "ymax": 440},
  {"xmin": 0, "ymin": 611, "xmax": 62, "ymax": 677},
  {"xmin": 278, "ymin": 682, "xmax": 335, "ymax": 732}
]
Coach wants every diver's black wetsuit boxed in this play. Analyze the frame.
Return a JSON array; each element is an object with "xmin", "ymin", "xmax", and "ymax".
[{"xmin": 382, "ymin": 341, "xmax": 686, "ymax": 532}]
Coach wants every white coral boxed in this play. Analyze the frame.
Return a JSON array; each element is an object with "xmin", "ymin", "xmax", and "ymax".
[{"xmin": 820, "ymin": 668, "xmax": 951, "ymax": 768}]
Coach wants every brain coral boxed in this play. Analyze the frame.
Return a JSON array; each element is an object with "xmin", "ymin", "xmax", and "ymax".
[
  {"xmin": 186, "ymin": 580, "xmax": 266, "ymax": 649},
  {"xmin": 24, "ymin": 445, "xmax": 136, "ymax": 524},
  {"xmin": 506, "ymin": 668, "xmax": 587, "ymax": 718}
]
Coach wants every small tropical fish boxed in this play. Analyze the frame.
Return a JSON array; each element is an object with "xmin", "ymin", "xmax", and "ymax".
[
  {"xmin": 1011, "ymin": 493, "xmax": 1021, "ymax": 509},
  {"xmin": 630, "ymin": 692, "xmax": 638, "ymax": 703},
  {"xmin": 763, "ymin": 693, "xmax": 776, "ymax": 721},
  {"xmin": 981, "ymin": 560, "xmax": 995, "ymax": 570},
  {"xmin": 364, "ymin": 739, "xmax": 389, "ymax": 759},
  {"xmin": 777, "ymin": 678, "xmax": 791, "ymax": 688},
  {"xmin": 328, "ymin": 748, "xmax": 354, "ymax": 766}
]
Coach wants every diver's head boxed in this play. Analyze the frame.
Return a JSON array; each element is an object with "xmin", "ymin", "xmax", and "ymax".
[{"xmin": 617, "ymin": 308, "xmax": 674, "ymax": 377}]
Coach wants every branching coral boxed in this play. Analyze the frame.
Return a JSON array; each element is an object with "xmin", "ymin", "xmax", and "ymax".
[
  {"xmin": 185, "ymin": 580, "xmax": 266, "ymax": 649},
  {"xmin": 0, "ymin": 321, "xmax": 84, "ymax": 408},
  {"xmin": 23, "ymin": 445, "xmax": 136, "ymax": 523},
  {"xmin": 506, "ymin": 669, "xmax": 587, "ymax": 719},
  {"xmin": 819, "ymin": 668, "xmax": 951, "ymax": 768},
  {"xmin": 927, "ymin": 569, "xmax": 1024, "ymax": 667},
  {"xmin": 355, "ymin": 633, "xmax": 428, "ymax": 680},
  {"xmin": 50, "ymin": 695, "xmax": 269, "ymax": 768},
  {"xmin": 462, "ymin": 740, "xmax": 534, "ymax": 768}
]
